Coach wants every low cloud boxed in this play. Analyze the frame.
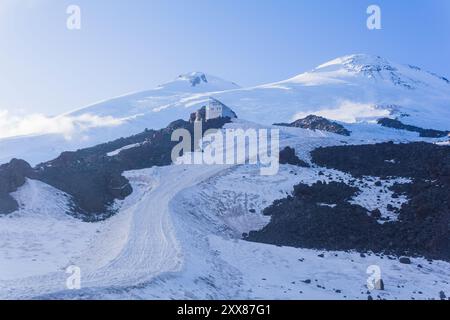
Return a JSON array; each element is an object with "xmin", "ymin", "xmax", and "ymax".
[
  {"xmin": 0, "ymin": 110, "xmax": 124, "ymax": 140},
  {"xmin": 292, "ymin": 101, "xmax": 391, "ymax": 123}
]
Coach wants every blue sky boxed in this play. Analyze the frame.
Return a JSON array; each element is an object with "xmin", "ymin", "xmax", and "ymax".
[{"xmin": 0, "ymin": 0, "xmax": 449, "ymax": 115}]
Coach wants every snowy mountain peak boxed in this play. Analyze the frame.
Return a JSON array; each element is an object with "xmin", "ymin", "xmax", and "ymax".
[
  {"xmin": 317, "ymin": 54, "xmax": 412, "ymax": 86},
  {"xmin": 296, "ymin": 53, "xmax": 450, "ymax": 90},
  {"xmin": 158, "ymin": 72, "xmax": 240, "ymax": 93},
  {"xmin": 315, "ymin": 54, "xmax": 391, "ymax": 72},
  {"xmin": 312, "ymin": 54, "xmax": 407, "ymax": 79},
  {"xmin": 177, "ymin": 72, "xmax": 209, "ymax": 87},
  {"xmin": 2, "ymin": 54, "xmax": 450, "ymax": 166}
]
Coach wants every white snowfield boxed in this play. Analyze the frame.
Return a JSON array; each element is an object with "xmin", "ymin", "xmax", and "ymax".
[
  {"xmin": 0, "ymin": 165, "xmax": 230, "ymax": 299},
  {"xmin": 1, "ymin": 54, "xmax": 450, "ymax": 166},
  {"xmin": 1, "ymin": 123, "xmax": 449, "ymax": 300}
]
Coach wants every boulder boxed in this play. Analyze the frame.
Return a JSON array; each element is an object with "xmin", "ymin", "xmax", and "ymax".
[
  {"xmin": 275, "ymin": 115, "xmax": 351, "ymax": 136},
  {"xmin": 399, "ymin": 257, "xmax": 412, "ymax": 264},
  {"xmin": 279, "ymin": 147, "xmax": 310, "ymax": 167},
  {"xmin": 0, "ymin": 159, "xmax": 33, "ymax": 214}
]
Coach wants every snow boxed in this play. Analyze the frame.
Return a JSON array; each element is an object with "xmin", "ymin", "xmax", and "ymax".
[
  {"xmin": 0, "ymin": 179, "xmax": 98, "ymax": 281},
  {"xmin": 1, "ymin": 120, "xmax": 447, "ymax": 300},
  {"xmin": 207, "ymin": 237, "xmax": 450, "ymax": 300},
  {"xmin": 350, "ymin": 177, "xmax": 411, "ymax": 223},
  {"xmin": 107, "ymin": 142, "xmax": 143, "ymax": 157},
  {"xmin": 0, "ymin": 165, "xmax": 229, "ymax": 299},
  {"xmin": 1, "ymin": 55, "xmax": 450, "ymax": 300},
  {"xmin": 1, "ymin": 54, "xmax": 449, "ymax": 166},
  {"xmin": 31, "ymin": 159, "xmax": 448, "ymax": 300},
  {"xmin": 292, "ymin": 101, "xmax": 392, "ymax": 123},
  {"xmin": 159, "ymin": 72, "xmax": 240, "ymax": 93}
]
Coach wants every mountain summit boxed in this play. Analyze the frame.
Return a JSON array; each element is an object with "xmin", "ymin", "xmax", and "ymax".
[
  {"xmin": 158, "ymin": 72, "xmax": 240, "ymax": 93},
  {"xmin": 1, "ymin": 54, "xmax": 449, "ymax": 165},
  {"xmin": 304, "ymin": 54, "xmax": 450, "ymax": 89}
]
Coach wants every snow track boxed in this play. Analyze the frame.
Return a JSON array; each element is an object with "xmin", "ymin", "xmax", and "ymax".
[
  {"xmin": 82, "ymin": 165, "xmax": 230, "ymax": 288},
  {"xmin": 0, "ymin": 165, "xmax": 230, "ymax": 299}
]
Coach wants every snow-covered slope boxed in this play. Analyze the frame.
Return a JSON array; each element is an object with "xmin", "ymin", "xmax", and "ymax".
[
  {"xmin": 0, "ymin": 72, "xmax": 240, "ymax": 165},
  {"xmin": 69, "ymin": 72, "xmax": 240, "ymax": 119},
  {"xmin": 207, "ymin": 54, "xmax": 450, "ymax": 129},
  {"xmin": 1, "ymin": 54, "xmax": 449, "ymax": 166},
  {"xmin": 1, "ymin": 54, "xmax": 450, "ymax": 300},
  {"xmin": 1, "ymin": 121, "xmax": 449, "ymax": 300},
  {"xmin": 69, "ymin": 54, "xmax": 450, "ymax": 130}
]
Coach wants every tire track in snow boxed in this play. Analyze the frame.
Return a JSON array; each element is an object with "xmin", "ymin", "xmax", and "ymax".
[{"xmin": 0, "ymin": 164, "xmax": 230, "ymax": 299}]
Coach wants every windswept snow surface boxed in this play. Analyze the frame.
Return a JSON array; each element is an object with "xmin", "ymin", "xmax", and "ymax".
[
  {"xmin": 0, "ymin": 179, "xmax": 92, "ymax": 281},
  {"xmin": 2, "ymin": 54, "xmax": 450, "ymax": 166},
  {"xmin": 1, "ymin": 122, "xmax": 450, "ymax": 300},
  {"xmin": 0, "ymin": 165, "xmax": 229, "ymax": 299}
]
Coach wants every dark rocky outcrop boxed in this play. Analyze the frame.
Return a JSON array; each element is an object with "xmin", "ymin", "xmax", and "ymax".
[
  {"xmin": 279, "ymin": 147, "xmax": 309, "ymax": 167},
  {"xmin": 0, "ymin": 159, "xmax": 33, "ymax": 214},
  {"xmin": 399, "ymin": 257, "xmax": 412, "ymax": 264},
  {"xmin": 377, "ymin": 118, "xmax": 449, "ymax": 138},
  {"xmin": 275, "ymin": 115, "xmax": 351, "ymax": 136},
  {"xmin": 0, "ymin": 109, "xmax": 233, "ymax": 218},
  {"xmin": 245, "ymin": 181, "xmax": 381, "ymax": 252},
  {"xmin": 247, "ymin": 142, "xmax": 450, "ymax": 261},
  {"xmin": 293, "ymin": 181, "xmax": 358, "ymax": 204},
  {"xmin": 32, "ymin": 116, "xmax": 231, "ymax": 219},
  {"xmin": 34, "ymin": 154, "xmax": 132, "ymax": 217},
  {"xmin": 311, "ymin": 142, "xmax": 450, "ymax": 180},
  {"xmin": 0, "ymin": 159, "xmax": 33, "ymax": 192}
]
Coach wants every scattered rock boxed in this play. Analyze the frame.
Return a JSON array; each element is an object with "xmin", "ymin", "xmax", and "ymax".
[
  {"xmin": 275, "ymin": 115, "xmax": 351, "ymax": 136},
  {"xmin": 377, "ymin": 118, "xmax": 449, "ymax": 138},
  {"xmin": 279, "ymin": 147, "xmax": 310, "ymax": 167},
  {"xmin": 376, "ymin": 279, "xmax": 385, "ymax": 291},
  {"xmin": 371, "ymin": 209, "xmax": 382, "ymax": 219},
  {"xmin": 310, "ymin": 142, "xmax": 450, "ymax": 261},
  {"xmin": 399, "ymin": 257, "xmax": 412, "ymax": 264}
]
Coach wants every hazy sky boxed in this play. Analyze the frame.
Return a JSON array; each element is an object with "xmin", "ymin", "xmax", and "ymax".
[{"xmin": 0, "ymin": 0, "xmax": 449, "ymax": 115}]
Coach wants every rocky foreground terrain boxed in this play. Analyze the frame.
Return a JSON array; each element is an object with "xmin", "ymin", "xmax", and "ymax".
[{"xmin": 248, "ymin": 142, "xmax": 450, "ymax": 261}]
